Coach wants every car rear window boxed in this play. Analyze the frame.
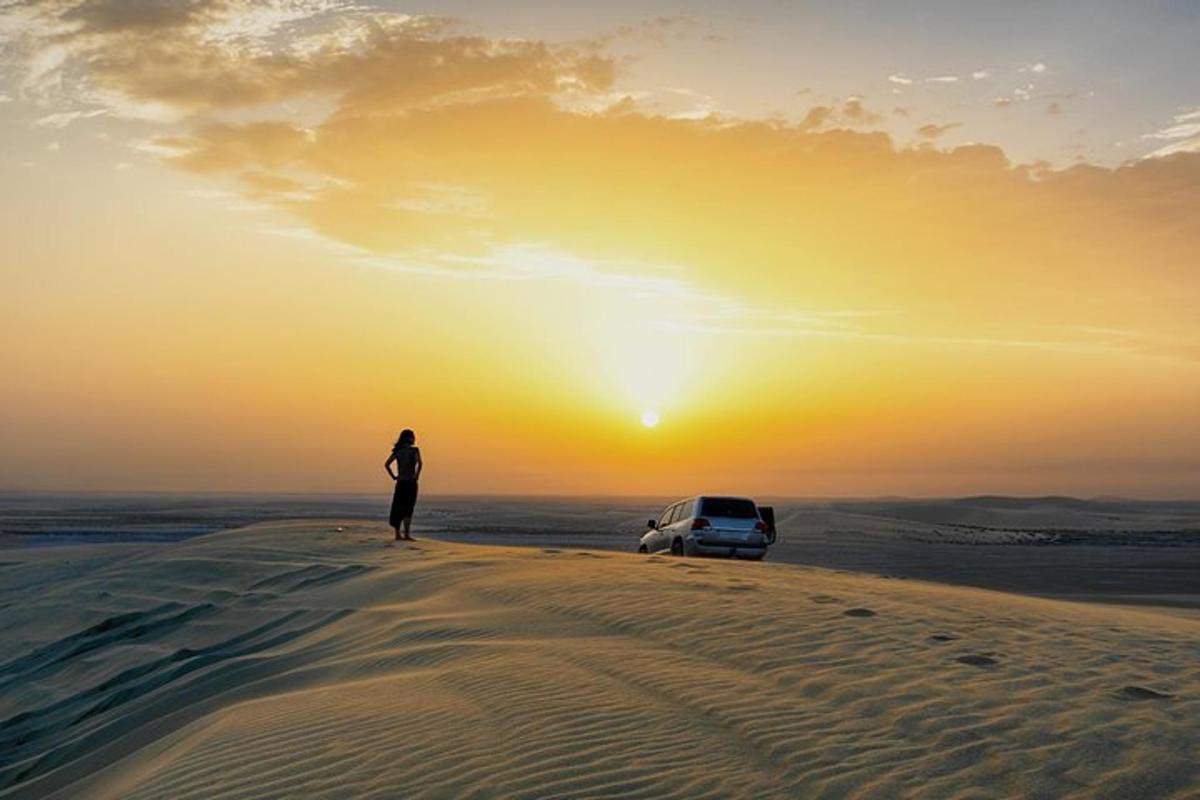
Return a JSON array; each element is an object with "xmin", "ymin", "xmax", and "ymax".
[{"xmin": 700, "ymin": 498, "xmax": 758, "ymax": 519}]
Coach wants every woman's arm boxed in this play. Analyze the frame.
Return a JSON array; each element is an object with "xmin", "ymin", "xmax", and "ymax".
[
  {"xmin": 384, "ymin": 452, "xmax": 397, "ymax": 480},
  {"xmin": 414, "ymin": 449, "xmax": 423, "ymax": 481}
]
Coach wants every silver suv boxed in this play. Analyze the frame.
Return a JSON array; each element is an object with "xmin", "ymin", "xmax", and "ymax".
[{"xmin": 639, "ymin": 496, "xmax": 776, "ymax": 560}]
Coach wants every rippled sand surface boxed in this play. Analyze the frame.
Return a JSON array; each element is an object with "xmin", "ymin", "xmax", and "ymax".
[{"xmin": 1, "ymin": 521, "xmax": 1196, "ymax": 799}]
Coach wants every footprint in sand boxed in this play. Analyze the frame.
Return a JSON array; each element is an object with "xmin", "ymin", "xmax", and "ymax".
[
  {"xmin": 928, "ymin": 633, "xmax": 961, "ymax": 643},
  {"xmin": 809, "ymin": 595, "xmax": 843, "ymax": 605},
  {"xmin": 1117, "ymin": 686, "xmax": 1174, "ymax": 701},
  {"xmin": 843, "ymin": 608, "xmax": 876, "ymax": 618},
  {"xmin": 956, "ymin": 654, "xmax": 998, "ymax": 667}
]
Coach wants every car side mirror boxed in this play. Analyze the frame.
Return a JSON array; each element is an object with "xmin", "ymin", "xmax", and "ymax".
[{"xmin": 646, "ymin": 519, "xmax": 658, "ymax": 530}]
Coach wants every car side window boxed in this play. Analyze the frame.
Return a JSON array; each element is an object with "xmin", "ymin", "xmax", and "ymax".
[
  {"xmin": 666, "ymin": 502, "xmax": 682, "ymax": 526},
  {"xmin": 658, "ymin": 504, "xmax": 675, "ymax": 528},
  {"xmin": 678, "ymin": 500, "xmax": 692, "ymax": 520}
]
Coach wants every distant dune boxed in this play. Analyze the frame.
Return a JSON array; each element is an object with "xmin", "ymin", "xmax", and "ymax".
[
  {"xmin": 830, "ymin": 495, "xmax": 1200, "ymax": 531},
  {"xmin": 1, "ymin": 521, "xmax": 1197, "ymax": 798}
]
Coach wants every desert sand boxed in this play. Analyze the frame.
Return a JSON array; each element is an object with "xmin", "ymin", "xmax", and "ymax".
[{"xmin": 1, "ymin": 520, "xmax": 1197, "ymax": 799}]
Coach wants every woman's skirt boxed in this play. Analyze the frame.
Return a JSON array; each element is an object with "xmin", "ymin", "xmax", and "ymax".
[{"xmin": 389, "ymin": 479, "xmax": 419, "ymax": 527}]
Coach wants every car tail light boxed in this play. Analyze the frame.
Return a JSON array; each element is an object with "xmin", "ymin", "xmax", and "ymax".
[
  {"xmin": 754, "ymin": 521, "xmax": 769, "ymax": 533},
  {"xmin": 691, "ymin": 517, "xmax": 711, "ymax": 530}
]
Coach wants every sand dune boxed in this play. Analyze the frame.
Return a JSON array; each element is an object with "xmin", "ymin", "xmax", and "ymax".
[{"xmin": 1, "ymin": 521, "xmax": 1197, "ymax": 799}]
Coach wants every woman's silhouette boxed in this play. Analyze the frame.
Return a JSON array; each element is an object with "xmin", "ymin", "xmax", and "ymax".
[{"xmin": 385, "ymin": 429, "xmax": 422, "ymax": 541}]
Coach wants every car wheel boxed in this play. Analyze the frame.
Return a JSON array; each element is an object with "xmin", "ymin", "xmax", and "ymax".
[
  {"xmin": 670, "ymin": 538, "xmax": 685, "ymax": 557},
  {"xmin": 637, "ymin": 545, "xmax": 648, "ymax": 554}
]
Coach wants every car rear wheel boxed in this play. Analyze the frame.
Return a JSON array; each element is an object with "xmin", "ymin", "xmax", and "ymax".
[
  {"xmin": 670, "ymin": 538, "xmax": 685, "ymax": 557},
  {"xmin": 637, "ymin": 545, "xmax": 648, "ymax": 554}
]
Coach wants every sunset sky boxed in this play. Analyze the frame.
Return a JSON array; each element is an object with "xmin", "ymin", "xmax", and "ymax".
[{"xmin": 2, "ymin": 1, "xmax": 1198, "ymax": 497}]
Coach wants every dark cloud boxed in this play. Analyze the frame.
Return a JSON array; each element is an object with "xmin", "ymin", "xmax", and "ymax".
[
  {"xmin": 22, "ymin": 3, "xmax": 615, "ymax": 114},
  {"xmin": 916, "ymin": 121, "xmax": 963, "ymax": 140},
  {"xmin": 56, "ymin": 0, "xmax": 220, "ymax": 34},
  {"xmin": 841, "ymin": 99, "xmax": 882, "ymax": 126}
]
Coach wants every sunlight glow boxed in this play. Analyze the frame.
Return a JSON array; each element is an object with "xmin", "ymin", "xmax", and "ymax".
[{"xmin": 641, "ymin": 409, "xmax": 660, "ymax": 428}]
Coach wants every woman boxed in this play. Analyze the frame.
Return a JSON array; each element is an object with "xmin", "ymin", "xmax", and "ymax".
[{"xmin": 385, "ymin": 429, "xmax": 422, "ymax": 541}]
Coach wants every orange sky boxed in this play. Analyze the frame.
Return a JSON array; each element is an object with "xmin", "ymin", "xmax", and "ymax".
[{"xmin": 1, "ymin": 3, "xmax": 1198, "ymax": 497}]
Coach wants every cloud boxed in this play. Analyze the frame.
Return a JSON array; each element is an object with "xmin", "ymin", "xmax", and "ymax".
[
  {"xmin": 792, "ymin": 99, "xmax": 884, "ymax": 130},
  {"xmin": 841, "ymin": 98, "xmax": 882, "ymax": 126},
  {"xmin": 993, "ymin": 97, "xmax": 1013, "ymax": 108},
  {"xmin": 1143, "ymin": 107, "xmax": 1200, "ymax": 158},
  {"xmin": 4, "ymin": 2, "xmax": 615, "ymax": 116},
  {"xmin": 916, "ymin": 122, "xmax": 962, "ymax": 140},
  {"xmin": 32, "ymin": 108, "xmax": 107, "ymax": 128},
  {"xmin": 57, "ymin": 0, "xmax": 217, "ymax": 34},
  {"xmin": 1020, "ymin": 62, "xmax": 1048, "ymax": 74},
  {"xmin": 972, "ymin": 70, "xmax": 990, "ymax": 80},
  {"xmin": 890, "ymin": 73, "xmax": 959, "ymax": 86},
  {"xmin": 8, "ymin": 7, "xmax": 1200, "ymax": 363},
  {"xmin": 151, "ymin": 86, "xmax": 1200, "ymax": 358}
]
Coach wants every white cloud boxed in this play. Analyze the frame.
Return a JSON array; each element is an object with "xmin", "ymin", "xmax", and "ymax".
[
  {"xmin": 1144, "ymin": 122, "xmax": 1200, "ymax": 141},
  {"xmin": 129, "ymin": 137, "xmax": 191, "ymax": 158},
  {"xmin": 46, "ymin": 140, "xmax": 60, "ymax": 151},
  {"xmin": 890, "ymin": 73, "xmax": 959, "ymax": 86},
  {"xmin": 1144, "ymin": 138, "xmax": 1200, "ymax": 158},
  {"xmin": 972, "ymin": 70, "xmax": 990, "ymax": 80},
  {"xmin": 1142, "ymin": 107, "xmax": 1200, "ymax": 158},
  {"xmin": 1020, "ymin": 62, "xmax": 1047, "ymax": 74},
  {"xmin": 23, "ymin": 43, "xmax": 69, "ymax": 100},
  {"xmin": 32, "ymin": 108, "xmax": 108, "ymax": 128},
  {"xmin": 81, "ymin": 89, "xmax": 184, "ymax": 123}
]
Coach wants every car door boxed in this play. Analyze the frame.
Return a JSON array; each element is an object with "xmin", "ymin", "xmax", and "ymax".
[
  {"xmin": 677, "ymin": 498, "xmax": 694, "ymax": 531},
  {"xmin": 654, "ymin": 503, "xmax": 677, "ymax": 551}
]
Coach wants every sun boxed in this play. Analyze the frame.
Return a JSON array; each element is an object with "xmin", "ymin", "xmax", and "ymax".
[{"xmin": 640, "ymin": 409, "xmax": 660, "ymax": 428}]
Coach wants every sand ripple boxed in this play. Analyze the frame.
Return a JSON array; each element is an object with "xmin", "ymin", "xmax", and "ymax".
[{"xmin": 0, "ymin": 521, "xmax": 1196, "ymax": 799}]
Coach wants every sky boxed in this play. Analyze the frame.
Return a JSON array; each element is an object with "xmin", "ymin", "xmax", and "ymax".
[{"xmin": 1, "ymin": 0, "xmax": 1199, "ymax": 497}]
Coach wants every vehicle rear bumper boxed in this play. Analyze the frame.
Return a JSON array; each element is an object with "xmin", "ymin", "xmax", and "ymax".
[{"xmin": 688, "ymin": 541, "xmax": 768, "ymax": 558}]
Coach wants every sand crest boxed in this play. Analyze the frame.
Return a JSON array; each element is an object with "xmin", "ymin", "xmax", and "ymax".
[{"xmin": 1, "ymin": 521, "xmax": 1196, "ymax": 799}]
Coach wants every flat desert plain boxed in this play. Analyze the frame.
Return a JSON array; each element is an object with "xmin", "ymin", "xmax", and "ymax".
[{"xmin": 1, "ymin": 519, "xmax": 1197, "ymax": 799}]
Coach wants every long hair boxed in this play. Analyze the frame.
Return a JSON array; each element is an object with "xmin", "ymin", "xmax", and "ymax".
[{"xmin": 394, "ymin": 429, "xmax": 416, "ymax": 449}]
